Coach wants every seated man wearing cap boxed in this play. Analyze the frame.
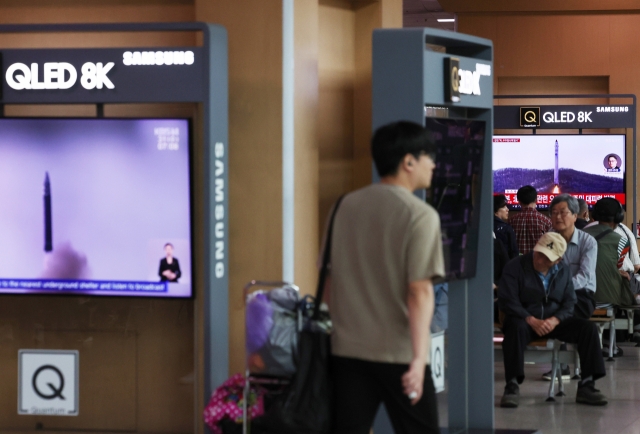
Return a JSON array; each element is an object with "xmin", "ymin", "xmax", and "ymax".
[{"xmin": 498, "ymin": 232, "xmax": 607, "ymax": 408}]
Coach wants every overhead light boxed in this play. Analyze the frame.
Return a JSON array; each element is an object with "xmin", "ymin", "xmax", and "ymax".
[{"xmin": 437, "ymin": 18, "xmax": 455, "ymax": 23}]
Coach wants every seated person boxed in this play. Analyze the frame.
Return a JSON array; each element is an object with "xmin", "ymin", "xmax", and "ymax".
[
  {"xmin": 543, "ymin": 194, "xmax": 597, "ymax": 380},
  {"xmin": 575, "ymin": 198, "xmax": 590, "ymax": 230},
  {"xmin": 583, "ymin": 198, "xmax": 635, "ymax": 307},
  {"xmin": 494, "ymin": 194, "xmax": 519, "ymax": 259},
  {"xmin": 498, "ymin": 232, "xmax": 607, "ymax": 408},
  {"xmin": 549, "ymin": 194, "xmax": 597, "ymax": 319}
]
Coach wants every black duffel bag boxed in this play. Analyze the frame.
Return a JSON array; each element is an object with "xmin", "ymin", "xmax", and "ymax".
[{"xmin": 264, "ymin": 196, "xmax": 343, "ymax": 434}]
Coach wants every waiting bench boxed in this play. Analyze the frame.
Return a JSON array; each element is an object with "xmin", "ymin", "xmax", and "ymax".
[
  {"xmin": 591, "ymin": 307, "xmax": 616, "ymax": 361},
  {"xmin": 494, "ymin": 324, "xmax": 578, "ymax": 402}
]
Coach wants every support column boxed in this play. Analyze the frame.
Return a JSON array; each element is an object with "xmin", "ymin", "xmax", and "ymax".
[
  {"xmin": 195, "ymin": 3, "xmax": 285, "ymax": 433},
  {"xmin": 292, "ymin": 0, "xmax": 320, "ymax": 295},
  {"xmin": 194, "ymin": 4, "xmax": 320, "ymax": 432},
  {"xmin": 353, "ymin": 0, "xmax": 402, "ymax": 190}
]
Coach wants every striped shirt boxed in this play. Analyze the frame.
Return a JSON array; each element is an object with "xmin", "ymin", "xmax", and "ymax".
[
  {"xmin": 616, "ymin": 224, "xmax": 639, "ymax": 272},
  {"xmin": 510, "ymin": 207, "xmax": 553, "ymax": 254}
]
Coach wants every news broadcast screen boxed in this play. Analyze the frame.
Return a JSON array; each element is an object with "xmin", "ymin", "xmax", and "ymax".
[
  {"xmin": 0, "ymin": 118, "xmax": 193, "ymax": 297},
  {"xmin": 426, "ymin": 117, "xmax": 485, "ymax": 281},
  {"xmin": 493, "ymin": 134, "xmax": 625, "ymax": 208}
]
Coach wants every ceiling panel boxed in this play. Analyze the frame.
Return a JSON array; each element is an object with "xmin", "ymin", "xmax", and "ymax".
[{"xmin": 403, "ymin": 0, "xmax": 455, "ymax": 31}]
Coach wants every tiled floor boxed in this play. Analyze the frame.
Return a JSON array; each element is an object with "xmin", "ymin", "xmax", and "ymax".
[{"xmin": 440, "ymin": 341, "xmax": 640, "ymax": 434}]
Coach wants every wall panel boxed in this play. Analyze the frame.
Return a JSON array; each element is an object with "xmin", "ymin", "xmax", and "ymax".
[
  {"xmin": 459, "ymin": 10, "xmax": 639, "ymax": 230},
  {"xmin": 319, "ymin": 0, "xmax": 356, "ymax": 237},
  {"xmin": 294, "ymin": 0, "xmax": 321, "ymax": 296},
  {"xmin": 194, "ymin": 1, "xmax": 284, "ymax": 398}
]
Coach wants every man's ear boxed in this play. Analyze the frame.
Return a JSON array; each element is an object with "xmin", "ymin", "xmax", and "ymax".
[{"xmin": 402, "ymin": 154, "xmax": 415, "ymax": 172}]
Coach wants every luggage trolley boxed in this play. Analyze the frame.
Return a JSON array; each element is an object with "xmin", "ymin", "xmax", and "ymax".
[{"xmin": 242, "ymin": 280, "xmax": 301, "ymax": 434}]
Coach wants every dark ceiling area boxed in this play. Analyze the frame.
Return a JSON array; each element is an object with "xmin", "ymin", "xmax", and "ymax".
[{"xmin": 403, "ymin": 0, "xmax": 455, "ymax": 31}]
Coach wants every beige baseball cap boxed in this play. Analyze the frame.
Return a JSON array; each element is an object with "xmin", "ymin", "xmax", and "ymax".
[{"xmin": 533, "ymin": 232, "xmax": 567, "ymax": 261}]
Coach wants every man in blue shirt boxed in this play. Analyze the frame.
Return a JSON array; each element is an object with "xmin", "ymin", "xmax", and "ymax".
[
  {"xmin": 498, "ymin": 232, "xmax": 606, "ymax": 408},
  {"xmin": 550, "ymin": 194, "xmax": 597, "ymax": 319}
]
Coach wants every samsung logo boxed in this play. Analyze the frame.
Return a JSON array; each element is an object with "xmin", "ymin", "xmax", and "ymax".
[
  {"xmin": 213, "ymin": 141, "xmax": 226, "ymax": 279},
  {"xmin": 596, "ymin": 106, "xmax": 629, "ymax": 113},
  {"xmin": 123, "ymin": 50, "xmax": 195, "ymax": 66}
]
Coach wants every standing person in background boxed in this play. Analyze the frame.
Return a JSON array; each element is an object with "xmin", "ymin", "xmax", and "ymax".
[
  {"xmin": 615, "ymin": 219, "xmax": 640, "ymax": 276},
  {"xmin": 584, "ymin": 198, "xmax": 635, "ymax": 307},
  {"xmin": 323, "ymin": 121, "xmax": 444, "ymax": 434},
  {"xmin": 494, "ymin": 195, "xmax": 519, "ymax": 259},
  {"xmin": 510, "ymin": 186, "xmax": 553, "ymax": 254},
  {"xmin": 616, "ymin": 220, "xmax": 640, "ymax": 298},
  {"xmin": 613, "ymin": 222, "xmax": 640, "ymax": 280},
  {"xmin": 575, "ymin": 198, "xmax": 590, "ymax": 230}
]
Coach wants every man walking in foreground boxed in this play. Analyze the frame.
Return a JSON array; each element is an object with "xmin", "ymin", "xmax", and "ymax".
[{"xmin": 324, "ymin": 121, "xmax": 444, "ymax": 433}]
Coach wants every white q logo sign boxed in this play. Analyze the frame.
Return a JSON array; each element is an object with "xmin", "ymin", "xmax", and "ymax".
[{"xmin": 5, "ymin": 63, "xmax": 32, "ymax": 90}]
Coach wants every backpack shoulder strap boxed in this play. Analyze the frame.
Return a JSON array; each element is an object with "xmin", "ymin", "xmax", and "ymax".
[{"xmin": 594, "ymin": 228, "xmax": 614, "ymax": 241}]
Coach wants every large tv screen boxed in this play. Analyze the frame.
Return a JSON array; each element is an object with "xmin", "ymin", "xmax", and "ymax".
[
  {"xmin": 0, "ymin": 118, "xmax": 192, "ymax": 298},
  {"xmin": 425, "ymin": 117, "xmax": 485, "ymax": 281},
  {"xmin": 493, "ymin": 134, "xmax": 626, "ymax": 208}
]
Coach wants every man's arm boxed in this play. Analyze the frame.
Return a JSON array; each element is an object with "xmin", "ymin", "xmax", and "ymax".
[
  {"xmin": 402, "ymin": 279, "xmax": 434, "ymax": 405},
  {"xmin": 571, "ymin": 236, "xmax": 597, "ymax": 290},
  {"xmin": 402, "ymin": 210, "xmax": 443, "ymax": 404},
  {"xmin": 174, "ymin": 259, "xmax": 181, "ymax": 280},
  {"xmin": 497, "ymin": 259, "xmax": 533, "ymax": 320},
  {"xmin": 498, "ymin": 264, "xmax": 546, "ymax": 336},
  {"xmin": 550, "ymin": 269, "xmax": 576, "ymax": 322}
]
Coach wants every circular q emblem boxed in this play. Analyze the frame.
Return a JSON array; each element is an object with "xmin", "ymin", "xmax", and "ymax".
[
  {"xmin": 32, "ymin": 365, "xmax": 66, "ymax": 400},
  {"xmin": 433, "ymin": 347, "xmax": 443, "ymax": 378},
  {"xmin": 524, "ymin": 110, "xmax": 537, "ymax": 123},
  {"xmin": 451, "ymin": 66, "xmax": 459, "ymax": 92}
]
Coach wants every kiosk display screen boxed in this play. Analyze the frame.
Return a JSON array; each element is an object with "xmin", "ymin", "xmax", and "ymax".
[
  {"xmin": 0, "ymin": 118, "xmax": 193, "ymax": 298},
  {"xmin": 493, "ymin": 134, "xmax": 626, "ymax": 208},
  {"xmin": 425, "ymin": 117, "xmax": 485, "ymax": 281}
]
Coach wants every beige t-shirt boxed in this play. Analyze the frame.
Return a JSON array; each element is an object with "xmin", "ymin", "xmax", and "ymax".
[{"xmin": 328, "ymin": 183, "xmax": 445, "ymax": 364}]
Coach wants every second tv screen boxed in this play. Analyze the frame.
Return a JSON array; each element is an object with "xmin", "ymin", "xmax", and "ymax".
[{"xmin": 493, "ymin": 134, "xmax": 625, "ymax": 208}]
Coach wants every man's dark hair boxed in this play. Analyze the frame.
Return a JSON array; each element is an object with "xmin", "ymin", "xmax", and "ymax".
[
  {"xmin": 493, "ymin": 194, "xmax": 508, "ymax": 213},
  {"xmin": 371, "ymin": 121, "xmax": 436, "ymax": 178},
  {"xmin": 577, "ymin": 198, "xmax": 588, "ymax": 215},
  {"xmin": 592, "ymin": 197, "xmax": 623, "ymax": 223},
  {"xmin": 516, "ymin": 185, "xmax": 537, "ymax": 206}
]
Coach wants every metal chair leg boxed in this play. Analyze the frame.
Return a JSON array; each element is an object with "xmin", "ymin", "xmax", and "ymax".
[
  {"xmin": 555, "ymin": 341, "xmax": 566, "ymax": 397},
  {"xmin": 572, "ymin": 346, "xmax": 581, "ymax": 380},
  {"xmin": 596, "ymin": 323, "xmax": 604, "ymax": 347},
  {"xmin": 547, "ymin": 342, "xmax": 559, "ymax": 402},
  {"xmin": 607, "ymin": 319, "xmax": 616, "ymax": 361}
]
